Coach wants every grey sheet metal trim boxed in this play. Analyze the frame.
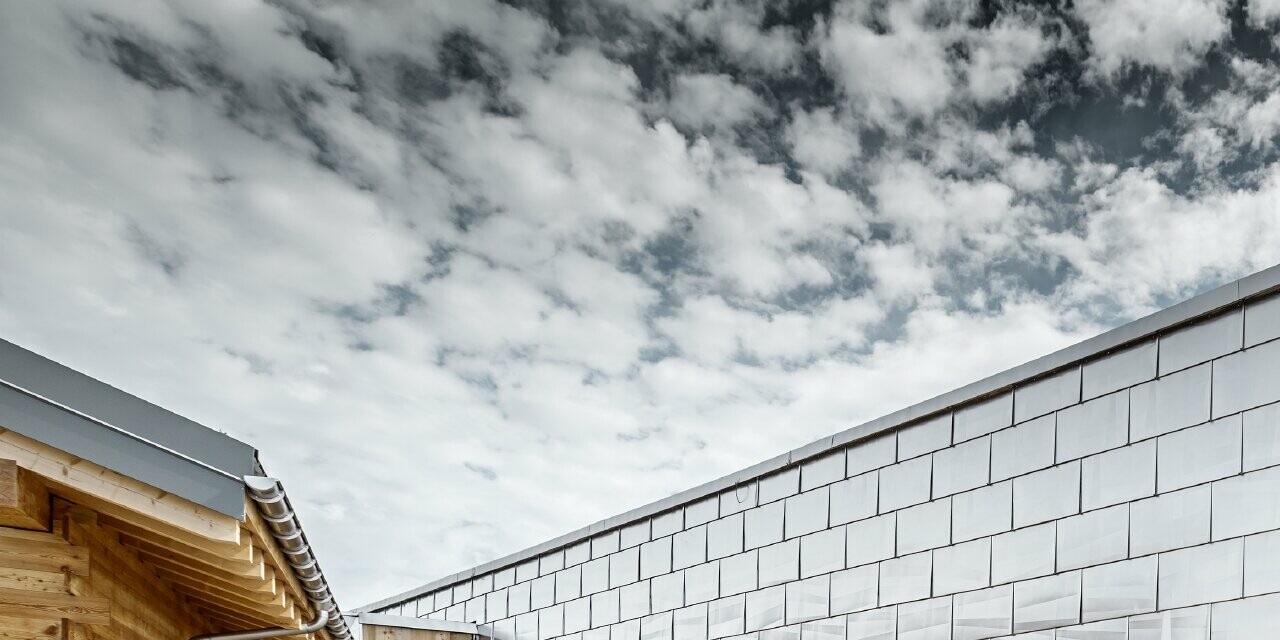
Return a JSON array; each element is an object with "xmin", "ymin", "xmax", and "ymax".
[
  {"xmin": 358, "ymin": 613, "xmax": 479, "ymax": 635},
  {"xmin": 0, "ymin": 380, "xmax": 247, "ymax": 517},
  {"xmin": 246, "ymin": 476, "xmax": 351, "ymax": 640},
  {"xmin": 0, "ymin": 338, "xmax": 257, "ymax": 477},
  {"xmin": 355, "ymin": 262, "xmax": 1280, "ymax": 614}
]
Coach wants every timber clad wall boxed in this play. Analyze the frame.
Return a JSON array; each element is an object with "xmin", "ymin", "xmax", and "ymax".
[{"xmin": 375, "ymin": 292, "xmax": 1280, "ymax": 639}]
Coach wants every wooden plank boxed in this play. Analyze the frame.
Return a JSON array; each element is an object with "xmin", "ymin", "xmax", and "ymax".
[
  {"xmin": 0, "ymin": 461, "xmax": 50, "ymax": 531},
  {"xmin": 0, "ymin": 615, "xmax": 61, "ymax": 639},
  {"xmin": 0, "ymin": 586, "xmax": 110, "ymax": 624},
  {"xmin": 0, "ymin": 430, "xmax": 242, "ymax": 549},
  {"xmin": 113, "ymin": 530, "xmax": 265, "ymax": 580},
  {"xmin": 128, "ymin": 544, "xmax": 278, "ymax": 596},
  {"xmin": 150, "ymin": 564, "xmax": 289, "ymax": 614},
  {"xmin": 0, "ymin": 566, "xmax": 67, "ymax": 594},
  {"xmin": 0, "ymin": 529, "xmax": 89, "ymax": 576}
]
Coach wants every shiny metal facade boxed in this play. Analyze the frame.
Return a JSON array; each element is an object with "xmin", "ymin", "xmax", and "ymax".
[{"xmin": 368, "ymin": 279, "xmax": 1280, "ymax": 640}]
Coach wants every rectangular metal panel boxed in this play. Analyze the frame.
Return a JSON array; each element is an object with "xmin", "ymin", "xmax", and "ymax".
[
  {"xmin": 1055, "ymin": 618, "xmax": 1127, "ymax": 640},
  {"xmin": 721, "ymin": 483, "xmax": 758, "ymax": 517},
  {"xmin": 895, "ymin": 498, "xmax": 950, "ymax": 555},
  {"xmin": 720, "ymin": 550, "xmax": 758, "ymax": 597},
  {"xmin": 953, "ymin": 585, "xmax": 1011, "ymax": 640},
  {"xmin": 801, "ymin": 451, "xmax": 846, "ymax": 492},
  {"xmin": 951, "ymin": 481, "xmax": 1012, "ymax": 543},
  {"xmin": 584, "ymin": 557, "xmax": 610, "ymax": 595},
  {"xmin": 674, "ymin": 526, "xmax": 708, "ymax": 570},
  {"xmin": 687, "ymin": 497, "xmax": 720, "ymax": 529},
  {"xmin": 622, "ymin": 521, "xmax": 652, "ymax": 551},
  {"xmin": 567, "ymin": 597, "xmax": 592, "ymax": 634},
  {"xmin": 744, "ymin": 502, "xmax": 785, "ymax": 551},
  {"xmin": 784, "ymin": 487, "xmax": 830, "ymax": 539},
  {"xmin": 1012, "ymin": 571, "xmax": 1080, "ymax": 633},
  {"xmin": 542, "ymin": 552, "xmax": 566, "ymax": 576},
  {"xmin": 686, "ymin": 561, "xmax": 719, "ymax": 604},
  {"xmin": 1056, "ymin": 504, "xmax": 1128, "ymax": 571},
  {"xmin": 593, "ymin": 589, "xmax": 621, "ymax": 627},
  {"xmin": 1081, "ymin": 556, "xmax": 1156, "ymax": 622},
  {"xmin": 612, "ymin": 547, "xmax": 641, "ymax": 588},
  {"xmin": 1209, "ymin": 593, "xmax": 1280, "ymax": 640},
  {"xmin": 708, "ymin": 595, "xmax": 746, "ymax": 639},
  {"xmin": 846, "ymin": 433, "xmax": 896, "ymax": 477},
  {"xmin": 1130, "ymin": 485, "xmax": 1210, "ymax": 556},
  {"xmin": 878, "ymin": 552, "xmax": 931, "ymax": 605},
  {"xmin": 783, "ymin": 575, "xmax": 829, "ymax": 625},
  {"xmin": 516, "ymin": 611, "xmax": 538, "ymax": 640},
  {"xmin": 829, "ymin": 564, "xmax": 877, "ymax": 615},
  {"xmin": 642, "ymin": 537, "xmax": 674, "ymax": 580},
  {"xmin": 1159, "ymin": 309, "xmax": 1242, "ymax": 376},
  {"xmin": 845, "ymin": 513, "xmax": 895, "ymax": 568},
  {"xmin": 1130, "ymin": 364, "xmax": 1211, "ymax": 441},
  {"xmin": 1244, "ymin": 529, "xmax": 1280, "ymax": 596},
  {"xmin": 641, "ymin": 612, "xmax": 674, "ymax": 640},
  {"xmin": 798, "ymin": 617, "xmax": 843, "ymax": 640},
  {"xmin": 991, "ymin": 414, "xmax": 1055, "ymax": 482},
  {"xmin": 953, "ymin": 393, "xmax": 1013, "ymax": 443},
  {"xmin": 895, "ymin": 595, "xmax": 950, "ymax": 640},
  {"xmin": 1127, "ymin": 604, "xmax": 1208, "ymax": 640},
  {"xmin": 933, "ymin": 537, "xmax": 990, "ymax": 596},
  {"xmin": 1211, "ymin": 464, "xmax": 1280, "ymax": 541},
  {"xmin": 654, "ymin": 511, "xmax": 685, "ymax": 538},
  {"xmin": 760, "ymin": 626, "xmax": 797, "ymax": 640},
  {"xmin": 1157, "ymin": 538, "xmax": 1243, "ymax": 610},
  {"xmin": 758, "ymin": 539, "xmax": 799, "ymax": 588},
  {"xmin": 510, "ymin": 581, "xmax": 532, "ymax": 616},
  {"xmin": 1056, "ymin": 391, "xmax": 1128, "ymax": 463},
  {"xmin": 1081, "ymin": 440, "xmax": 1155, "ymax": 511},
  {"xmin": 744, "ymin": 585, "xmax": 785, "ymax": 632},
  {"xmin": 829, "ymin": 472, "xmax": 877, "ymax": 526},
  {"xmin": 1213, "ymin": 338, "xmax": 1280, "ymax": 418},
  {"xmin": 653, "ymin": 571, "xmax": 685, "ymax": 613},
  {"xmin": 846, "ymin": 607, "xmax": 895, "ymax": 640},
  {"xmin": 674, "ymin": 603, "xmax": 708, "ymax": 640},
  {"xmin": 1015, "ymin": 367, "xmax": 1080, "ymax": 424},
  {"xmin": 897, "ymin": 414, "xmax": 952, "ymax": 461},
  {"xmin": 566, "ymin": 542, "xmax": 592, "ymax": 568},
  {"xmin": 1243, "ymin": 401, "xmax": 1280, "ymax": 471},
  {"xmin": 621, "ymin": 580, "xmax": 650, "ymax": 620},
  {"xmin": 475, "ymin": 574, "xmax": 495, "ymax": 596},
  {"xmin": 1155, "ymin": 414, "xmax": 1241, "ymax": 493},
  {"xmin": 559, "ymin": 566, "xmax": 583, "ymax": 603},
  {"xmin": 613, "ymin": 619, "xmax": 640, "ymax": 640},
  {"xmin": 465, "ymin": 596, "xmax": 485, "ymax": 623},
  {"xmin": 487, "ymin": 590, "xmax": 508, "ymax": 621},
  {"xmin": 759, "ymin": 468, "xmax": 800, "ymax": 505},
  {"xmin": 991, "ymin": 522, "xmax": 1055, "ymax": 585},
  {"xmin": 878, "ymin": 455, "xmax": 931, "ymax": 513},
  {"xmin": 539, "ymin": 606, "xmax": 563, "ymax": 640},
  {"xmin": 595, "ymin": 532, "xmax": 622, "ymax": 559},
  {"xmin": 1012, "ymin": 461, "xmax": 1079, "ymax": 528},
  {"xmin": 1244, "ymin": 292, "xmax": 1280, "ymax": 347},
  {"xmin": 496, "ymin": 568, "xmax": 517, "ymax": 589},
  {"xmin": 1081, "ymin": 339, "xmax": 1156, "ymax": 400},
  {"xmin": 799, "ymin": 527, "xmax": 845, "ymax": 578},
  {"xmin": 931, "ymin": 436, "xmax": 989, "ymax": 498}
]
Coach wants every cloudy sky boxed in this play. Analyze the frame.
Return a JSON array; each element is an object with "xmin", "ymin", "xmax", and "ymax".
[{"xmin": 3, "ymin": 0, "xmax": 1280, "ymax": 608}]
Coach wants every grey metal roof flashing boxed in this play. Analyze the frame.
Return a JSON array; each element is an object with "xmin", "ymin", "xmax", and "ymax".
[{"xmin": 357, "ymin": 262, "xmax": 1280, "ymax": 613}]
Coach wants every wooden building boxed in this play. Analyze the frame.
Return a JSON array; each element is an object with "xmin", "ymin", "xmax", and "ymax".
[{"xmin": 0, "ymin": 338, "xmax": 350, "ymax": 640}]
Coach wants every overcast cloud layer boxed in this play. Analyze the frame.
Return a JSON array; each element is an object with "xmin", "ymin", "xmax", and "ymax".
[{"xmin": 3, "ymin": 0, "xmax": 1280, "ymax": 607}]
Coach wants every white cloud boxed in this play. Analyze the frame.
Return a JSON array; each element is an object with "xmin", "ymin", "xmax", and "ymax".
[
  {"xmin": 1076, "ymin": 0, "xmax": 1230, "ymax": 77},
  {"xmin": 667, "ymin": 73, "xmax": 769, "ymax": 130},
  {"xmin": 786, "ymin": 107, "xmax": 860, "ymax": 175},
  {"xmin": 964, "ymin": 12, "xmax": 1054, "ymax": 103}
]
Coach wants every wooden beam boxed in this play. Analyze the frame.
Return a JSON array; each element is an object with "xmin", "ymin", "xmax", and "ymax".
[
  {"xmin": 0, "ymin": 615, "xmax": 61, "ymax": 639},
  {"xmin": 0, "ymin": 461, "xmax": 49, "ymax": 531},
  {"xmin": 0, "ymin": 586, "xmax": 110, "ymax": 625},
  {"xmin": 100, "ymin": 515, "xmax": 262, "ymax": 578},
  {"xmin": 0, "ymin": 529, "xmax": 89, "ymax": 576}
]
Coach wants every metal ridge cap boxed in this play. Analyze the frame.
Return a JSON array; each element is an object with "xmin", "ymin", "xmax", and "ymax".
[
  {"xmin": 356, "ymin": 613, "xmax": 478, "ymax": 634},
  {"xmin": 358, "ymin": 262, "xmax": 1280, "ymax": 613}
]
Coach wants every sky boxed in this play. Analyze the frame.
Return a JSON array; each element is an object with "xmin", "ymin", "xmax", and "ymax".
[{"xmin": 2, "ymin": 0, "xmax": 1280, "ymax": 609}]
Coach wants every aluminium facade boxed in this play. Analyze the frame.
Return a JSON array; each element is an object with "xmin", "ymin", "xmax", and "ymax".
[{"xmin": 360, "ymin": 265, "xmax": 1280, "ymax": 639}]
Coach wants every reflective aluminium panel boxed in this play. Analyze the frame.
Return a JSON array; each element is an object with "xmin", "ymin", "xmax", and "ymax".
[
  {"xmin": 1129, "ymin": 363, "xmax": 1211, "ymax": 441},
  {"xmin": 990, "ymin": 414, "xmax": 1055, "ymax": 482},
  {"xmin": 1056, "ymin": 391, "xmax": 1128, "ymax": 463},
  {"xmin": 593, "ymin": 589, "xmax": 621, "ymax": 627},
  {"xmin": 1012, "ymin": 571, "xmax": 1080, "ymax": 633},
  {"xmin": 612, "ymin": 547, "xmax": 641, "ymax": 588},
  {"xmin": 760, "ymin": 625, "xmax": 798, "ymax": 640},
  {"xmin": 1081, "ymin": 440, "xmax": 1156, "ymax": 511},
  {"xmin": 595, "ymin": 532, "xmax": 622, "ymax": 560},
  {"xmin": 674, "ymin": 603, "xmax": 709, "ymax": 640},
  {"xmin": 465, "ymin": 596, "xmax": 485, "ymax": 623},
  {"xmin": 1155, "ymin": 414, "xmax": 1242, "ymax": 493},
  {"xmin": 991, "ymin": 522, "xmax": 1056, "ymax": 585},
  {"xmin": 878, "ymin": 455, "xmax": 932, "ymax": 513},
  {"xmin": 758, "ymin": 539, "xmax": 799, "ymax": 588},
  {"xmin": 744, "ymin": 585, "xmax": 785, "ymax": 632},
  {"xmin": 845, "ymin": 512, "xmax": 895, "ymax": 568},
  {"xmin": 457, "ymin": 581, "xmax": 474, "ymax": 602},
  {"xmin": 721, "ymin": 483, "xmax": 759, "ymax": 518},
  {"xmin": 1081, "ymin": 556, "xmax": 1156, "ymax": 623},
  {"xmin": 1245, "ymin": 292, "xmax": 1280, "ymax": 347},
  {"xmin": 558, "ymin": 565, "xmax": 584, "ymax": 603},
  {"xmin": 1129, "ymin": 485, "xmax": 1210, "ymax": 557},
  {"xmin": 720, "ymin": 550, "xmax": 758, "ymax": 597},
  {"xmin": 687, "ymin": 497, "xmax": 720, "ymax": 529},
  {"xmin": 1157, "ymin": 538, "xmax": 1243, "ymax": 610},
  {"xmin": 1012, "ymin": 461, "xmax": 1080, "ymax": 528},
  {"xmin": 708, "ymin": 514, "xmax": 745, "ymax": 561},
  {"xmin": 641, "ymin": 612, "xmax": 674, "ymax": 640},
  {"xmin": 799, "ymin": 616, "xmax": 843, "ymax": 640},
  {"xmin": 799, "ymin": 527, "xmax": 845, "ymax": 578},
  {"xmin": 516, "ymin": 612, "xmax": 538, "ymax": 640},
  {"xmin": 1212, "ymin": 338, "xmax": 1280, "ymax": 418},
  {"xmin": 758, "ymin": 468, "xmax": 801, "ymax": 505},
  {"xmin": 801, "ymin": 451, "xmax": 846, "ymax": 492},
  {"xmin": 952, "ymin": 585, "xmax": 1011, "ymax": 640},
  {"xmin": 566, "ymin": 541, "xmax": 592, "ymax": 568},
  {"xmin": 1210, "ymin": 593, "xmax": 1280, "ymax": 640},
  {"xmin": 1014, "ymin": 366, "xmax": 1080, "ymax": 424},
  {"xmin": 653, "ymin": 571, "xmax": 685, "ymax": 613},
  {"xmin": 744, "ymin": 502, "xmax": 785, "ymax": 551},
  {"xmin": 1158, "ymin": 309, "xmax": 1242, "ymax": 376},
  {"xmin": 642, "ymin": 537, "xmax": 674, "ymax": 580},
  {"xmin": 930, "ymin": 436, "xmax": 989, "ymax": 498},
  {"xmin": 475, "ymin": 574, "xmax": 495, "ymax": 596},
  {"xmin": 674, "ymin": 526, "xmax": 708, "ymax": 571},
  {"xmin": 784, "ymin": 488, "xmax": 830, "ymax": 539},
  {"xmin": 1211, "ymin": 465, "xmax": 1280, "ymax": 541},
  {"xmin": 1243, "ymin": 401, "xmax": 1280, "ymax": 472},
  {"xmin": 654, "ymin": 511, "xmax": 685, "ymax": 538},
  {"xmin": 520, "ymin": 559, "xmax": 541, "ymax": 584},
  {"xmin": 897, "ymin": 413, "xmax": 952, "ymax": 461},
  {"xmin": 613, "ymin": 619, "xmax": 641, "ymax": 640},
  {"xmin": 1055, "ymin": 618, "xmax": 1127, "ymax": 640},
  {"xmin": 1081, "ymin": 339, "xmax": 1156, "ymax": 401},
  {"xmin": 846, "ymin": 607, "xmax": 896, "ymax": 640},
  {"xmin": 567, "ymin": 597, "xmax": 592, "ymax": 634},
  {"xmin": 879, "ymin": 552, "xmax": 931, "ymax": 606},
  {"xmin": 494, "ymin": 618, "xmax": 517, "ymax": 640},
  {"xmin": 621, "ymin": 580, "xmax": 651, "ymax": 621},
  {"xmin": 1244, "ymin": 529, "xmax": 1280, "ymax": 596},
  {"xmin": 953, "ymin": 393, "xmax": 1013, "ymax": 443},
  {"xmin": 895, "ymin": 596, "xmax": 951, "ymax": 640},
  {"xmin": 487, "ymin": 590, "xmax": 509, "ymax": 621},
  {"xmin": 622, "ymin": 522, "xmax": 651, "ymax": 551},
  {"xmin": 829, "ymin": 472, "xmax": 877, "ymax": 526},
  {"xmin": 583, "ymin": 557, "xmax": 611, "ymax": 595},
  {"xmin": 510, "ymin": 581, "xmax": 532, "ymax": 616},
  {"xmin": 847, "ymin": 433, "xmax": 896, "ymax": 478},
  {"xmin": 951, "ymin": 481, "xmax": 1012, "ymax": 543},
  {"xmin": 933, "ymin": 538, "xmax": 990, "ymax": 596},
  {"xmin": 783, "ymin": 575, "xmax": 829, "ymax": 625},
  {"xmin": 496, "ymin": 567, "xmax": 517, "ymax": 589},
  {"xmin": 829, "ymin": 564, "xmax": 877, "ymax": 615},
  {"xmin": 1056, "ymin": 504, "xmax": 1128, "ymax": 571},
  {"xmin": 895, "ymin": 498, "xmax": 950, "ymax": 555},
  {"xmin": 707, "ymin": 595, "xmax": 746, "ymax": 640},
  {"xmin": 1127, "ymin": 604, "xmax": 1209, "ymax": 640},
  {"xmin": 686, "ymin": 561, "xmax": 720, "ymax": 604}
]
